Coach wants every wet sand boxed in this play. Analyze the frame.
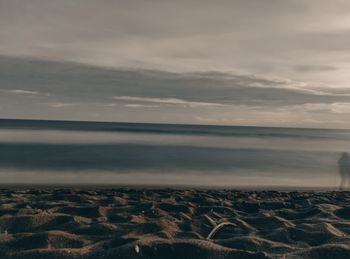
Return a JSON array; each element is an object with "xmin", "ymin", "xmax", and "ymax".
[{"xmin": 1, "ymin": 188, "xmax": 350, "ymax": 258}]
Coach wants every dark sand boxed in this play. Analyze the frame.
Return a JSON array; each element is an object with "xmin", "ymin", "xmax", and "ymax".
[{"xmin": 1, "ymin": 189, "xmax": 350, "ymax": 258}]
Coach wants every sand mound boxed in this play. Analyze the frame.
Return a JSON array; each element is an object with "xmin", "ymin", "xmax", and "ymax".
[
  {"xmin": 93, "ymin": 238, "xmax": 268, "ymax": 259},
  {"xmin": 286, "ymin": 244, "xmax": 350, "ymax": 258},
  {"xmin": 8, "ymin": 231, "xmax": 87, "ymax": 250},
  {"xmin": 0, "ymin": 189, "xmax": 350, "ymax": 258},
  {"xmin": 217, "ymin": 236, "xmax": 294, "ymax": 255},
  {"xmin": 0, "ymin": 214, "xmax": 75, "ymax": 233}
]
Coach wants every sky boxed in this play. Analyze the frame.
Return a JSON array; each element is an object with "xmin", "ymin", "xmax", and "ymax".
[{"xmin": 1, "ymin": 0, "xmax": 350, "ymax": 128}]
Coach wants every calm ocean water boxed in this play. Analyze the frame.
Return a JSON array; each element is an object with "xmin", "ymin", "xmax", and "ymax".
[{"xmin": 0, "ymin": 119, "xmax": 349, "ymax": 188}]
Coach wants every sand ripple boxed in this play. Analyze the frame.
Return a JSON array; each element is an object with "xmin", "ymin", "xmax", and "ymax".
[{"xmin": 0, "ymin": 189, "xmax": 350, "ymax": 258}]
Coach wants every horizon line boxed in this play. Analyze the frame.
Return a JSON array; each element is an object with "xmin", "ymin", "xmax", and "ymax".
[{"xmin": 0, "ymin": 117, "xmax": 348, "ymax": 131}]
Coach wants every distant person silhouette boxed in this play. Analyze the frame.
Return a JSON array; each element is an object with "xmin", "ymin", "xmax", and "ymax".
[{"xmin": 338, "ymin": 152, "xmax": 350, "ymax": 189}]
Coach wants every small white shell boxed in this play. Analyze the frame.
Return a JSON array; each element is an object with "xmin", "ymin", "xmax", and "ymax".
[{"xmin": 135, "ymin": 244, "xmax": 140, "ymax": 253}]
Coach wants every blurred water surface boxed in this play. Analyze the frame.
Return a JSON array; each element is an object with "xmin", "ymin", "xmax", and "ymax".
[{"xmin": 1, "ymin": 119, "xmax": 349, "ymax": 187}]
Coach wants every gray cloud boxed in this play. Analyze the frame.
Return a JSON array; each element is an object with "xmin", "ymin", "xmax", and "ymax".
[
  {"xmin": 1, "ymin": 56, "xmax": 350, "ymax": 128},
  {"xmin": 293, "ymin": 65, "xmax": 338, "ymax": 73},
  {"xmin": 1, "ymin": 0, "xmax": 350, "ymax": 86}
]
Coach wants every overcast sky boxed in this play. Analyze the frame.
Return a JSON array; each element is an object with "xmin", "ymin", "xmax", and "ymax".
[{"xmin": 1, "ymin": 0, "xmax": 350, "ymax": 128}]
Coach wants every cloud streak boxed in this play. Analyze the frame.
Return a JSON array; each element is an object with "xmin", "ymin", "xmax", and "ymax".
[
  {"xmin": 281, "ymin": 102, "xmax": 350, "ymax": 114},
  {"xmin": 0, "ymin": 56, "xmax": 350, "ymax": 128},
  {"xmin": 125, "ymin": 104, "xmax": 160, "ymax": 108},
  {"xmin": 44, "ymin": 102, "xmax": 78, "ymax": 108},
  {"xmin": 114, "ymin": 96, "xmax": 225, "ymax": 107},
  {"xmin": 0, "ymin": 89, "xmax": 40, "ymax": 95}
]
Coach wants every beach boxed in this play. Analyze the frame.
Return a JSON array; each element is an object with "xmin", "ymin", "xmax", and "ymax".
[
  {"xmin": 1, "ymin": 188, "xmax": 350, "ymax": 258},
  {"xmin": 3, "ymin": 1, "xmax": 350, "ymax": 257},
  {"xmin": 1, "ymin": 120, "xmax": 350, "ymax": 258}
]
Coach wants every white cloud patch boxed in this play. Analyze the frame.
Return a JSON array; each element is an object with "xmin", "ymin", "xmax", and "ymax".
[
  {"xmin": 44, "ymin": 102, "xmax": 77, "ymax": 108},
  {"xmin": 243, "ymin": 76, "xmax": 350, "ymax": 97},
  {"xmin": 280, "ymin": 102, "xmax": 350, "ymax": 114},
  {"xmin": 330, "ymin": 103, "xmax": 350, "ymax": 113},
  {"xmin": 125, "ymin": 104, "xmax": 160, "ymax": 108},
  {"xmin": 2, "ymin": 89, "xmax": 39, "ymax": 95},
  {"xmin": 195, "ymin": 116, "xmax": 248, "ymax": 124},
  {"xmin": 114, "ymin": 96, "xmax": 225, "ymax": 107}
]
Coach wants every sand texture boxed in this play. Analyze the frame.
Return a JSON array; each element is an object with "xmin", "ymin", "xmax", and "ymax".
[{"xmin": 0, "ymin": 189, "xmax": 350, "ymax": 258}]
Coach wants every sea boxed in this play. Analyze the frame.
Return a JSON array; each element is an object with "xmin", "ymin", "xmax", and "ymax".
[{"xmin": 0, "ymin": 119, "xmax": 349, "ymax": 188}]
